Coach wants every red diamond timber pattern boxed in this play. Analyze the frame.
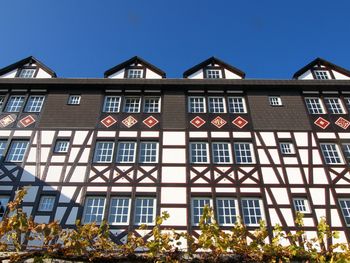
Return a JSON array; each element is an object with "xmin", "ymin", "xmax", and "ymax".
[
  {"xmin": 0, "ymin": 115, "xmax": 15, "ymax": 128},
  {"xmin": 122, "ymin": 116, "xmax": 137, "ymax": 128},
  {"xmin": 335, "ymin": 117, "xmax": 350, "ymax": 130},
  {"xmin": 232, "ymin": 116, "xmax": 248, "ymax": 129},
  {"xmin": 314, "ymin": 117, "xmax": 330, "ymax": 129},
  {"xmin": 101, "ymin": 116, "xmax": 117, "ymax": 128},
  {"xmin": 211, "ymin": 116, "xmax": 227, "ymax": 128},
  {"xmin": 19, "ymin": 115, "xmax": 35, "ymax": 127},
  {"xmin": 143, "ymin": 116, "xmax": 159, "ymax": 128},
  {"xmin": 190, "ymin": 116, "xmax": 206, "ymax": 128}
]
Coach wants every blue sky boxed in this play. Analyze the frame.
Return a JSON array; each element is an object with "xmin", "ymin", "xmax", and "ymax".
[{"xmin": 1, "ymin": 1, "xmax": 350, "ymax": 79}]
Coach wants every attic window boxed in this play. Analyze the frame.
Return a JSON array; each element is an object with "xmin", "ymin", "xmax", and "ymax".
[
  {"xmin": 314, "ymin": 70, "xmax": 330, "ymax": 80},
  {"xmin": 269, "ymin": 96, "xmax": 282, "ymax": 106},
  {"xmin": 127, "ymin": 69, "xmax": 143, "ymax": 79},
  {"xmin": 206, "ymin": 69, "xmax": 221, "ymax": 79},
  {"xmin": 18, "ymin": 68, "xmax": 35, "ymax": 78}
]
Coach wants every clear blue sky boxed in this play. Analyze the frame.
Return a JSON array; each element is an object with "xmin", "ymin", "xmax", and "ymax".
[{"xmin": 1, "ymin": 0, "xmax": 350, "ymax": 79}]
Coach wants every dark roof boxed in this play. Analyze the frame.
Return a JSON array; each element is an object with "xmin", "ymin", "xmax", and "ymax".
[
  {"xmin": 183, "ymin": 56, "xmax": 245, "ymax": 78},
  {"xmin": 0, "ymin": 56, "xmax": 57, "ymax": 78},
  {"xmin": 104, "ymin": 56, "xmax": 166, "ymax": 78},
  {"xmin": 293, "ymin": 57, "xmax": 350, "ymax": 79}
]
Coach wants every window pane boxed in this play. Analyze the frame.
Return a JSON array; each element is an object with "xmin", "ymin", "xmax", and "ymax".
[
  {"xmin": 5, "ymin": 140, "xmax": 29, "ymax": 162},
  {"xmin": 127, "ymin": 69, "xmax": 143, "ymax": 79},
  {"xmin": 269, "ymin": 96, "xmax": 282, "ymax": 106},
  {"xmin": 83, "ymin": 197, "xmax": 105, "ymax": 223},
  {"xmin": 280, "ymin": 142, "xmax": 294, "ymax": 154},
  {"xmin": 93, "ymin": 142, "xmax": 114, "ymax": 163},
  {"xmin": 217, "ymin": 198, "xmax": 236, "ymax": 225},
  {"xmin": 54, "ymin": 140, "xmax": 70, "ymax": 153},
  {"xmin": 293, "ymin": 198, "xmax": 308, "ymax": 213},
  {"xmin": 206, "ymin": 69, "xmax": 221, "ymax": 79},
  {"xmin": 189, "ymin": 97, "xmax": 205, "ymax": 113},
  {"xmin": 68, "ymin": 95, "xmax": 81, "ymax": 105},
  {"xmin": 190, "ymin": 143, "xmax": 208, "ymax": 163},
  {"xmin": 234, "ymin": 143, "xmax": 254, "ymax": 164},
  {"xmin": 305, "ymin": 98, "xmax": 324, "ymax": 114},
  {"xmin": 25, "ymin": 96, "xmax": 45, "ymax": 112},
  {"xmin": 124, "ymin": 97, "xmax": 141, "ymax": 113},
  {"xmin": 0, "ymin": 140, "xmax": 7, "ymax": 156},
  {"xmin": 241, "ymin": 199, "xmax": 262, "ymax": 225},
  {"xmin": 139, "ymin": 142, "xmax": 158, "ymax": 163},
  {"xmin": 228, "ymin": 97, "xmax": 246, "ymax": 113},
  {"xmin": 208, "ymin": 97, "xmax": 225, "ymax": 113},
  {"xmin": 134, "ymin": 198, "xmax": 155, "ymax": 224},
  {"xmin": 5, "ymin": 96, "xmax": 25, "ymax": 112},
  {"xmin": 320, "ymin": 143, "xmax": 342, "ymax": 164},
  {"xmin": 103, "ymin": 96, "xmax": 121, "ymax": 112},
  {"xmin": 116, "ymin": 142, "xmax": 136, "ymax": 163},
  {"xmin": 314, "ymin": 70, "xmax": 329, "ymax": 80},
  {"xmin": 38, "ymin": 196, "xmax": 56, "ymax": 212},
  {"xmin": 324, "ymin": 98, "xmax": 345, "ymax": 114},
  {"xmin": 339, "ymin": 199, "xmax": 350, "ymax": 225},
  {"xmin": 19, "ymin": 69, "xmax": 35, "ymax": 78},
  {"xmin": 144, "ymin": 97, "xmax": 160, "ymax": 113},
  {"xmin": 0, "ymin": 196, "xmax": 9, "ymax": 220},
  {"xmin": 192, "ymin": 198, "xmax": 211, "ymax": 225},
  {"xmin": 108, "ymin": 198, "xmax": 130, "ymax": 224},
  {"xmin": 212, "ymin": 143, "xmax": 231, "ymax": 163}
]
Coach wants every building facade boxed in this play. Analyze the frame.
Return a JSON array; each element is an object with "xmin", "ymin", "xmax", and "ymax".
[{"xmin": 0, "ymin": 55, "xmax": 350, "ymax": 245}]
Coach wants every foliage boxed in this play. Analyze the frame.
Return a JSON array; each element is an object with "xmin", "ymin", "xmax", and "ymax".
[{"xmin": 0, "ymin": 189, "xmax": 350, "ymax": 262}]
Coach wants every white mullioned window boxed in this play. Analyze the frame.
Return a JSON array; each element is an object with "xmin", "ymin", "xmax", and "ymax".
[
  {"xmin": 38, "ymin": 196, "xmax": 56, "ymax": 212},
  {"xmin": 190, "ymin": 142, "xmax": 209, "ymax": 163},
  {"xmin": 269, "ymin": 96, "xmax": 282, "ymax": 106},
  {"xmin": 54, "ymin": 140, "xmax": 70, "ymax": 153},
  {"xmin": 68, "ymin": 95, "xmax": 81, "ymax": 105},
  {"xmin": 293, "ymin": 198, "xmax": 310, "ymax": 213},
  {"xmin": 314, "ymin": 70, "xmax": 330, "ymax": 80},
  {"xmin": 324, "ymin": 97, "xmax": 346, "ymax": 114},
  {"xmin": 241, "ymin": 198, "xmax": 263, "ymax": 226},
  {"xmin": 234, "ymin": 142, "xmax": 254, "ymax": 164},
  {"xmin": 5, "ymin": 140, "xmax": 29, "ymax": 162},
  {"xmin": 127, "ymin": 69, "xmax": 143, "ymax": 79},
  {"xmin": 134, "ymin": 197, "xmax": 156, "ymax": 225},
  {"xmin": 0, "ymin": 196, "xmax": 9, "ymax": 220},
  {"xmin": 339, "ymin": 199, "xmax": 350, "ymax": 226},
  {"xmin": 0, "ymin": 96, "xmax": 5, "ymax": 110},
  {"xmin": 123, "ymin": 97, "xmax": 141, "ymax": 113},
  {"xmin": 139, "ymin": 142, "xmax": 158, "ymax": 163},
  {"xmin": 144, "ymin": 97, "xmax": 161, "ymax": 113},
  {"xmin": 206, "ymin": 69, "xmax": 221, "ymax": 79},
  {"xmin": 279, "ymin": 142, "xmax": 295, "ymax": 155},
  {"xmin": 212, "ymin": 142, "xmax": 232, "ymax": 164},
  {"xmin": 188, "ymin": 97, "xmax": 206, "ymax": 113},
  {"xmin": 320, "ymin": 143, "xmax": 343, "ymax": 164},
  {"xmin": 208, "ymin": 97, "xmax": 226, "ymax": 113},
  {"xmin": 344, "ymin": 98, "xmax": 350, "ymax": 112},
  {"xmin": 116, "ymin": 142, "xmax": 136, "ymax": 163},
  {"xmin": 93, "ymin": 141, "xmax": 114, "ymax": 163},
  {"xmin": 83, "ymin": 197, "xmax": 105, "ymax": 224},
  {"xmin": 24, "ymin": 95, "xmax": 45, "ymax": 112},
  {"xmin": 18, "ymin": 68, "xmax": 35, "ymax": 78},
  {"xmin": 192, "ymin": 198, "xmax": 212, "ymax": 225},
  {"xmin": 216, "ymin": 198, "xmax": 237, "ymax": 226},
  {"xmin": 341, "ymin": 144, "xmax": 350, "ymax": 163},
  {"xmin": 108, "ymin": 197, "xmax": 130, "ymax": 225},
  {"xmin": 0, "ymin": 140, "xmax": 7, "ymax": 156},
  {"xmin": 228, "ymin": 97, "xmax": 246, "ymax": 113},
  {"xmin": 5, "ymin": 96, "xmax": 25, "ymax": 112},
  {"xmin": 305, "ymin": 97, "xmax": 325, "ymax": 114},
  {"xmin": 103, "ymin": 96, "xmax": 121, "ymax": 113}
]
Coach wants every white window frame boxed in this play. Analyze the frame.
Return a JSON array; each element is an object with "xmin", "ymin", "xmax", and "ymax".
[
  {"xmin": 38, "ymin": 196, "xmax": 56, "ymax": 212},
  {"xmin": 0, "ymin": 140, "xmax": 7, "ymax": 157},
  {"xmin": 0, "ymin": 196, "xmax": 9, "ymax": 220},
  {"xmin": 228, "ymin": 97, "xmax": 247, "ymax": 113},
  {"xmin": 134, "ymin": 197, "xmax": 156, "ymax": 225},
  {"xmin": 212, "ymin": 142, "xmax": 232, "ymax": 164},
  {"xmin": 5, "ymin": 95, "xmax": 25, "ymax": 112},
  {"xmin": 83, "ymin": 196, "xmax": 106, "ymax": 224},
  {"xmin": 206, "ymin": 69, "xmax": 221, "ymax": 79},
  {"xmin": 108, "ymin": 197, "xmax": 130, "ymax": 225},
  {"xmin": 269, "ymin": 96, "xmax": 283, "ymax": 106},
  {"xmin": 0, "ymin": 96, "xmax": 5, "ymax": 110},
  {"xmin": 127, "ymin": 69, "xmax": 143, "ymax": 79},
  {"xmin": 116, "ymin": 141, "xmax": 136, "ymax": 163},
  {"xmin": 143, "ymin": 97, "xmax": 161, "ymax": 113},
  {"xmin": 24, "ymin": 95, "xmax": 45, "ymax": 112},
  {"xmin": 54, "ymin": 140, "xmax": 70, "ymax": 153},
  {"xmin": 279, "ymin": 142, "xmax": 295, "ymax": 155},
  {"xmin": 241, "ymin": 198, "xmax": 264, "ymax": 226},
  {"xmin": 208, "ymin": 97, "xmax": 226, "ymax": 113},
  {"xmin": 188, "ymin": 96, "xmax": 206, "ymax": 113},
  {"xmin": 342, "ymin": 143, "xmax": 350, "ymax": 163},
  {"xmin": 344, "ymin": 98, "xmax": 350, "ymax": 112},
  {"xmin": 103, "ymin": 96, "xmax": 121, "ymax": 113},
  {"xmin": 234, "ymin": 142, "xmax": 255, "ymax": 164},
  {"xmin": 93, "ymin": 141, "xmax": 115, "ymax": 163},
  {"xmin": 191, "ymin": 198, "xmax": 212, "ymax": 226},
  {"xmin": 190, "ymin": 142, "xmax": 209, "ymax": 164},
  {"xmin": 320, "ymin": 143, "xmax": 343, "ymax": 165},
  {"xmin": 68, "ymin": 95, "xmax": 81, "ymax": 105},
  {"xmin": 314, "ymin": 70, "xmax": 330, "ymax": 80},
  {"xmin": 293, "ymin": 198, "xmax": 310, "ymax": 213},
  {"xmin": 304, "ymin": 97, "xmax": 326, "ymax": 114},
  {"xmin": 18, "ymin": 68, "xmax": 36, "ymax": 78},
  {"xmin": 5, "ymin": 140, "xmax": 29, "ymax": 163},
  {"xmin": 123, "ymin": 97, "xmax": 141, "ymax": 113},
  {"xmin": 324, "ymin": 97, "xmax": 346, "ymax": 114},
  {"xmin": 339, "ymin": 199, "xmax": 350, "ymax": 226},
  {"xmin": 216, "ymin": 198, "xmax": 238, "ymax": 226},
  {"xmin": 139, "ymin": 142, "xmax": 158, "ymax": 163}
]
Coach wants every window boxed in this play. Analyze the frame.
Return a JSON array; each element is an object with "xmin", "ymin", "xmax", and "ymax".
[
  {"xmin": 144, "ymin": 97, "xmax": 161, "ymax": 113},
  {"xmin": 339, "ymin": 199, "xmax": 350, "ymax": 226},
  {"xmin": 5, "ymin": 96, "xmax": 25, "ymax": 112},
  {"xmin": 234, "ymin": 143, "xmax": 254, "ymax": 164},
  {"xmin": 314, "ymin": 70, "xmax": 330, "ymax": 80},
  {"xmin": 324, "ymin": 98, "xmax": 345, "ymax": 114},
  {"xmin": 5, "ymin": 140, "xmax": 29, "ymax": 162},
  {"xmin": 24, "ymin": 96, "xmax": 45, "ymax": 112},
  {"xmin": 103, "ymin": 96, "xmax": 121, "ymax": 113},
  {"xmin": 341, "ymin": 144, "xmax": 350, "ymax": 163},
  {"xmin": 127, "ymin": 69, "xmax": 143, "ymax": 79},
  {"xmin": 217, "ymin": 198, "xmax": 237, "ymax": 226},
  {"xmin": 83, "ymin": 197, "xmax": 105, "ymax": 223},
  {"xmin": 134, "ymin": 197, "xmax": 155, "ymax": 225},
  {"xmin": 190, "ymin": 142, "xmax": 209, "ymax": 163},
  {"xmin": 228, "ymin": 97, "xmax": 246, "ymax": 113},
  {"xmin": 93, "ymin": 141, "xmax": 114, "ymax": 163},
  {"xmin": 0, "ymin": 140, "xmax": 7, "ymax": 156},
  {"xmin": 279, "ymin": 142, "xmax": 295, "ymax": 155},
  {"xmin": 18, "ymin": 68, "xmax": 35, "ymax": 78},
  {"xmin": 38, "ymin": 196, "xmax": 56, "ymax": 212},
  {"xmin": 293, "ymin": 198, "xmax": 309, "ymax": 213},
  {"xmin": 123, "ymin": 97, "xmax": 141, "ymax": 113},
  {"xmin": 192, "ymin": 198, "xmax": 211, "ymax": 225},
  {"xmin": 68, "ymin": 95, "xmax": 81, "ymax": 105},
  {"xmin": 139, "ymin": 142, "xmax": 158, "ymax": 163},
  {"xmin": 206, "ymin": 69, "xmax": 221, "ymax": 79},
  {"xmin": 116, "ymin": 142, "xmax": 136, "ymax": 163},
  {"xmin": 269, "ymin": 96, "xmax": 282, "ymax": 106},
  {"xmin": 212, "ymin": 142, "xmax": 232, "ymax": 163},
  {"xmin": 188, "ymin": 97, "xmax": 206, "ymax": 113},
  {"xmin": 305, "ymin": 98, "xmax": 325, "ymax": 114},
  {"xmin": 0, "ymin": 96, "xmax": 5, "ymax": 110},
  {"xmin": 344, "ymin": 98, "xmax": 350, "ymax": 112},
  {"xmin": 241, "ymin": 198, "xmax": 263, "ymax": 226},
  {"xmin": 54, "ymin": 140, "xmax": 70, "ymax": 153},
  {"xmin": 320, "ymin": 143, "xmax": 343, "ymax": 164},
  {"xmin": 0, "ymin": 196, "xmax": 9, "ymax": 220},
  {"xmin": 208, "ymin": 97, "xmax": 226, "ymax": 113},
  {"xmin": 108, "ymin": 198, "xmax": 130, "ymax": 225}
]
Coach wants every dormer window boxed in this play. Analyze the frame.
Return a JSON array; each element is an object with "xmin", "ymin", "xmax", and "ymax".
[
  {"xmin": 314, "ymin": 70, "xmax": 330, "ymax": 80},
  {"xmin": 18, "ymin": 68, "xmax": 36, "ymax": 78},
  {"xmin": 206, "ymin": 69, "xmax": 221, "ymax": 79},
  {"xmin": 127, "ymin": 69, "xmax": 143, "ymax": 79}
]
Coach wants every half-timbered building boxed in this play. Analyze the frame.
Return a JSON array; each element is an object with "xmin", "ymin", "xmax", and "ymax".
[{"xmin": 0, "ymin": 55, "xmax": 350, "ymax": 245}]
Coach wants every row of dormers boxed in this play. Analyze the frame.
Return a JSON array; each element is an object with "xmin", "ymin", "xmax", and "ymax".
[{"xmin": 1, "ymin": 56, "xmax": 350, "ymax": 80}]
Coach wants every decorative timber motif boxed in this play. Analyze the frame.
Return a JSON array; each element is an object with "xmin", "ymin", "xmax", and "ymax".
[
  {"xmin": 0, "ymin": 114, "xmax": 16, "ymax": 128},
  {"xmin": 335, "ymin": 117, "xmax": 350, "ymax": 130},
  {"xmin": 101, "ymin": 116, "xmax": 117, "ymax": 128},
  {"xmin": 232, "ymin": 116, "xmax": 248, "ymax": 128},
  {"xmin": 143, "ymin": 116, "xmax": 159, "ymax": 128},
  {"xmin": 211, "ymin": 116, "xmax": 227, "ymax": 128},
  {"xmin": 122, "ymin": 116, "xmax": 137, "ymax": 128},
  {"xmin": 19, "ymin": 115, "xmax": 36, "ymax": 127},
  {"xmin": 314, "ymin": 117, "xmax": 330, "ymax": 129},
  {"xmin": 190, "ymin": 116, "xmax": 206, "ymax": 128}
]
